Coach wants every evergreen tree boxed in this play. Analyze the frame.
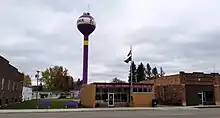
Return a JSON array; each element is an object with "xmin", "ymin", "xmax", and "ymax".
[
  {"xmin": 136, "ymin": 62, "xmax": 146, "ymax": 82},
  {"xmin": 159, "ymin": 67, "xmax": 165, "ymax": 77},
  {"xmin": 152, "ymin": 67, "xmax": 159, "ymax": 79},
  {"xmin": 128, "ymin": 61, "xmax": 137, "ymax": 83},
  {"xmin": 146, "ymin": 63, "xmax": 152, "ymax": 79}
]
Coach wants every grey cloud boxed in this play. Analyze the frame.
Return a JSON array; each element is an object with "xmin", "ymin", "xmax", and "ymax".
[
  {"xmin": 124, "ymin": 26, "xmax": 220, "ymax": 75},
  {"xmin": 1, "ymin": 0, "xmax": 220, "ymax": 85}
]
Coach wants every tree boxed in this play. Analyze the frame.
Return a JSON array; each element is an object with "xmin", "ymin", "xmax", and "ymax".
[
  {"xmin": 23, "ymin": 74, "xmax": 32, "ymax": 87},
  {"xmin": 152, "ymin": 67, "xmax": 159, "ymax": 79},
  {"xmin": 76, "ymin": 78, "xmax": 82, "ymax": 85},
  {"xmin": 74, "ymin": 78, "xmax": 82, "ymax": 90},
  {"xmin": 136, "ymin": 62, "xmax": 146, "ymax": 82},
  {"xmin": 146, "ymin": 63, "xmax": 152, "ymax": 79},
  {"xmin": 111, "ymin": 77, "xmax": 126, "ymax": 83},
  {"xmin": 68, "ymin": 76, "xmax": 74, "ymax": 90},
  {"xmin": 128, "ymin": 61, "xmax": 137, "ymax": 83},
  {"xmin": 41, "ymin": 65, "xmax": 72, "ymax": 91},
  {"xmin": 38, "ymin": 83, "xmax": 43, "ymax": 91},
  {"xmin": 159, "ymin": 67, "xmax": 165, "ymax": 77}
]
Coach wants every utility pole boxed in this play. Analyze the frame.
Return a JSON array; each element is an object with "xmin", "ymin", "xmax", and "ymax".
[{"xmin": 35, "ymin": 70, "xmax": 40, "ymax": 108}]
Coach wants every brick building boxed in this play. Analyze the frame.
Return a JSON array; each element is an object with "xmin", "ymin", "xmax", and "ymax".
[
  {"xmin": 0, "ymin": 56, "xmax": 24, "ymax": 106},
  {"xmin": 142, "ymin": 71, "xmax": 220, "ymax": 106}
]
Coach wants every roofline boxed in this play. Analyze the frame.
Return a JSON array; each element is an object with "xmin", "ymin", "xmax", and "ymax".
[
  {"xmin": 0, "ymin": 55, "xmax": 9, "ymax": 63},
  {"xmin": 91, "ymin": 82, "xmax": 153, "ymax": 85}
]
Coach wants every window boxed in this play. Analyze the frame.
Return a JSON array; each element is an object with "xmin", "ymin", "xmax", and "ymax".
[
  {"xmin": 12, "ymin": 82, "xmax": 15, "ymax": 91},
  {"xmin": 115, "ymin": 88, "xmax": 121, "ymax": 93},
  {"xmin": 96, "ymin": 87, "xmax": 101, "ymax": 93},
  {"xmin": 17, "ymin": 83, "xmax": 19, "ymax": 91},
  {"xmin": 8, "ymin": 80, "xmax": 10, "ymax": 90},
  {"xmin": 138, "ymin": 88, "xmax": 143, "ymax": 92},
  {"xmin": 1, "ymin": 78, "xmax": 4, "ymax": 90},
  {"xmin": 143, "ymin": 88, "xmax": 148, "ymax": 92},
  {"xmin": 101, "ymin": 93, "xmax": 108, "ymax": 102},
  {"xmin": 204, "ymin": 91, "xmax": 213, "ymax": 102},
  {"xmin": 96, "ymin": 94, "xmax": 101, "ymax": 100},
  {"xmin": 15, "ymin": 83, "xmax": 17, "ymax": 91},
  {"xmin": 148, "ymin": 88, "xmax": 152, "ymax": 92},
  {"xmin": 103, "ymin": 88, "xmax": 108, "ymax": 93},
  {"xmin": 114, "ymin": 93, "xmax": 120, "ymax": 102},
  {"xmin": 133, "ymin": 88, "xmax": 138, "ymax": 92},
  {"xmin": 108, "ymin": 88, "xmax": 114, "ymax": 93},
  {"xmin": 133, "ymin": 87, "xmax": 153, "ymax": 93},
  {"xmin": 121, "ymin": 93, "xmax": 128, "ymax": 102}
]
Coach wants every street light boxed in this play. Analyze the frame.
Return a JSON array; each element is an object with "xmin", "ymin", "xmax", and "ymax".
[{"xmin": 35, "ymin": 70, "xmax": 40, "ymax": 108}]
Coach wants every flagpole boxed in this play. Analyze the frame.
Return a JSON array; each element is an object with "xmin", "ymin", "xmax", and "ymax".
[{"xmin": 130, "ymin": 46, "xmax": 133, "ymax": 105}]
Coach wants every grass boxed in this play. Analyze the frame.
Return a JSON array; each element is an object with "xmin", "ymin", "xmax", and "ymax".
[{"xmin": 0, "ymin": 99, "xmax": 79, "ymax": 109}]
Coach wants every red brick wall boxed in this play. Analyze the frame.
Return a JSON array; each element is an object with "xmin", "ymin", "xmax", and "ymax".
[
  {"xmin": 182, "ymin": 72, "xmax": 215, "ymax": 85},
  {"xmin": 155, "ymin": 85, "xmax": 184, "ymax": 106},
  {"xmin": 141, "ymin": 72, "xmax": 220, "ymax": 106},
  {"xmin": 0, "ymin": 56, "xmax": 23, "ymax": 106}
]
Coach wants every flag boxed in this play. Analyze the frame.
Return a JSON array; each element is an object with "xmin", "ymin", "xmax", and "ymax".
[
  {"xmin": 127, "ymin": 50, "xmax": 131, "ymax": 57},
  {"xmin": 124, "ymin": 49, "xmax": 132, "ymax": 63}
]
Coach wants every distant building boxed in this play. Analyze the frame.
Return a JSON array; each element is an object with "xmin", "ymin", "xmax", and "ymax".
[
  {"xmin": 22, "ymin": 87, "xmax": 32, "ymax": 101},
  {"xmin": 141, "ymin": 71, "xmax": 220, "ymax": 106},
  {"xmin": 0, "ymin": 55, "xmax": 24, "ymax": 106}
]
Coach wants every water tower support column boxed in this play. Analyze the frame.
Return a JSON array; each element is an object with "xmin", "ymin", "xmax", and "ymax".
[{"xmin": 82, "ymin": 35, "xmax": 89, "ymax": 84}]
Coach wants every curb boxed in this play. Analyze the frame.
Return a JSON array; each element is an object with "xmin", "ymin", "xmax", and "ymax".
[
  {"xmin": 0, "ymin": 107, "xmax": 200, "ymax": 114},
  {"xmin": 193, "ymin": 106, "xmax": 220, "ymax": 109}
]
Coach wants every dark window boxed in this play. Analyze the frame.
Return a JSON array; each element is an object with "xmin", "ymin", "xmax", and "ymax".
[
  {"xmin": 108, "ymin": 88, "xmax": 114, "ymax": 93},
  {"xmin": 115, "ymin": 88, "xmax": 121, "ymax": 92},
  {"xmin": 148, "ymin": 88, "xmax": 152, "ymax": 92},
  {"xmin": 143, "ymin": 88, "xmax": 148, "ymax": 92},
  {"xmin": 204, "ymin": 91, "xmax": 213, "ymax": 102},
  {"xmin": 133, "ymin": 88, "xmax": 138, "ymax": 92},
  {"xmin": 138, "ymin": 88, "xmax": 143, "ymax": 92},
  {"xmin": 102, "ymin": 93, "xmax": 108, "ymax": 102},
  {"xmin": 114, "ymin": 94, "xmax": 120, "ymax": 102},
  {"xmin": 5, "ymin": 99, "xmax": 8, "ymax": 104},
  {"xmin": 121, "ymin": 94, "xmax": 128, "ymax": 102},
  {"xmin": 96, "ymin": 94, "xmax": 101, "ymax": 100},
  {"xmin": 103, "ymin": 88, "xmax": 108, "ymax": 93},
  {"xmin": 96, "ymin": 87, "xmax": 101, "ymax": 93}
]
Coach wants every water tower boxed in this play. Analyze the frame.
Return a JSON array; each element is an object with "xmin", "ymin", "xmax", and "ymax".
[{"xmin": 77, "ymin": 12, "xmax": 96, "ymax": 84}]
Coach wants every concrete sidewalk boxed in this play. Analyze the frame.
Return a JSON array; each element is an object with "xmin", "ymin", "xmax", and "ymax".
[
  {"xmin": 0, "ymin": 107, "xmax": 200, "ymax": 114},
  {"xmin": 192, "ymin": 105, "xmax": 220, "ymax": 108}
]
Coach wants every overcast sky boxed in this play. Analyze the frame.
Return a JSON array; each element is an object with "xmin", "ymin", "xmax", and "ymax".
[{"xmin": 1, "ymin": 0, "xmax": 220, "ymax": 85}]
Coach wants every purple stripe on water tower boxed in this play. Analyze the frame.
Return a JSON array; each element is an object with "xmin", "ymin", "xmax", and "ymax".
[{"xmin": 82, "ymin": 35, "xmax": 89, "ymax": 84}]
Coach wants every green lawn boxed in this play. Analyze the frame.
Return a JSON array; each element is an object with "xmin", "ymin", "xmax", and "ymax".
[{"xmin": 1, "ymin": 99, "xmax": 79, "ymax": 109}]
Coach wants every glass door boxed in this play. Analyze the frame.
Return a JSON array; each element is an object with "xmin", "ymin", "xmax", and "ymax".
[
  {"xmin": 108, "ymin": 93, "xmax": 114, "ymax": 107},
  {"xmin": 198, "ymin": 92, "xmax": 204, "ymax": 105}
]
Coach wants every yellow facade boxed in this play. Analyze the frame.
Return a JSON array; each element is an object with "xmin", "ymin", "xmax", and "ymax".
[
  {"xmin": 80, "ymin": 84, "xmax": 96, "ymax": 107},
  {"xmin": 131, "ymin": 92, "xmax": 154, "ymax": 107},
  {"xmin": 80, "ymin": 83, "xmax": 154, "ymax": 107}
]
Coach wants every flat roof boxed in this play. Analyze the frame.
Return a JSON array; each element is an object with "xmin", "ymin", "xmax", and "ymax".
[{"xmin": 91, "ymin": 82, "xmax": 153, "ymax": 86}]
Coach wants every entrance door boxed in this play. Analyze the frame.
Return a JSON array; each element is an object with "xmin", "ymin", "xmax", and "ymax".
[
  {"xmin": 198, "ymin": 92, "xmax": 204, "ymax": 105},
  {"xmin": 108, "ymin": 93, "xmax": 114, "ymax": 107}
]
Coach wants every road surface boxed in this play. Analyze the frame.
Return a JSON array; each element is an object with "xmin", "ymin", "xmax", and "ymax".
[{"xmin": 0, "ymin": 108, "xmax": 219, "ymax": 118}]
